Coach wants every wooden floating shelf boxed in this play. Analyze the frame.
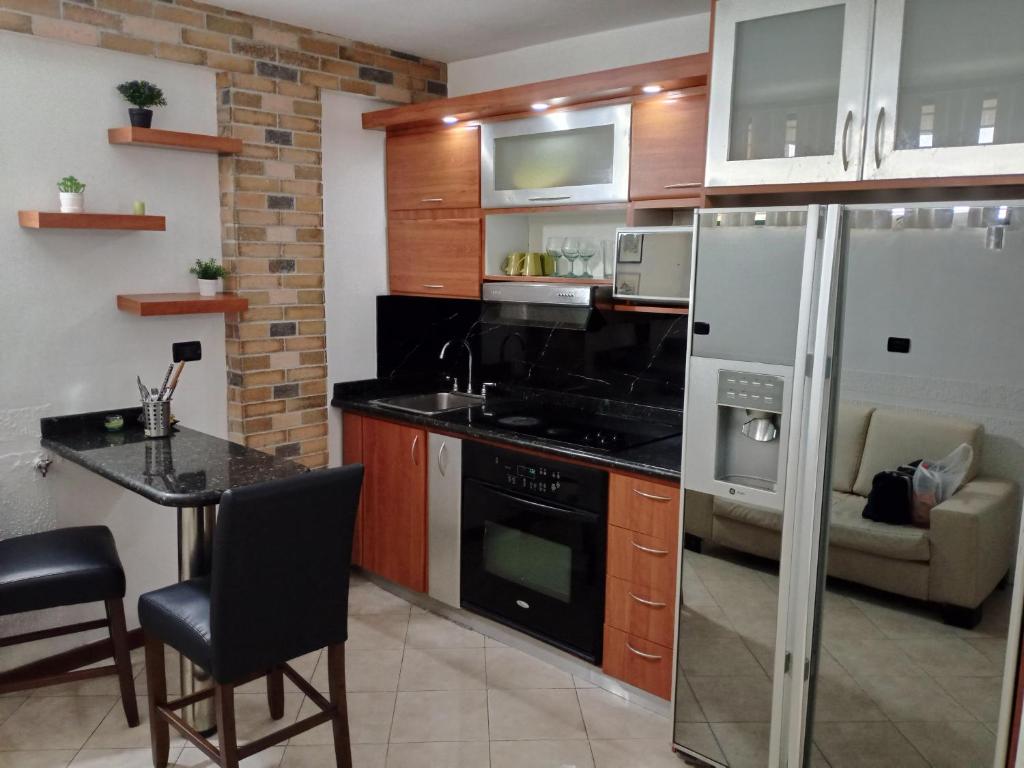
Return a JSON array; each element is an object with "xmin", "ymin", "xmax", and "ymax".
[
  {"xmin": 116, "ymin": 292, "xmax": 248, "ymax": 317},
  {"xmin": 19, "ymin": 211, "xmax": 166, "ymax": 231},
  {"xmin": 598, "ymin": 301, "xmax": 689, "ymax": 316},
  {"xmin": 483, "ymin": 275, "xmax": 612, "ymax": 285},
  {"xmin": 108, "ymin": 127, "xmax": 242, "ymax": 155}
]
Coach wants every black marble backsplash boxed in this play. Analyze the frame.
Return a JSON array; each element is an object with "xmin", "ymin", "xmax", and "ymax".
[{"xmin": 375, "ymin": 295, "xmax": 687, "ymax": 410}]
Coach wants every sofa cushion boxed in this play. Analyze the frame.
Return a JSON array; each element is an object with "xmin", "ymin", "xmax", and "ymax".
[
  {"xmin": 851, "ymin": 410, "xmax": 983, "ymax": 497},
  {"xmin": 832, "ymin": 403, "xmax": 875, "ymax": 493},
  {"xmin": 713, "ymin": 491, "xmax": 931, "ymax": 563}
]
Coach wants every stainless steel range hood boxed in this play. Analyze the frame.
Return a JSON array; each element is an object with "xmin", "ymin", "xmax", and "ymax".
[{"xmin": 481, "ymin": 282, "xmax": 606, "ymax": 330}]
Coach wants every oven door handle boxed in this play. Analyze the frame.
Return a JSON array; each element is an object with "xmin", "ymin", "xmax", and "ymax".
[{"xmin": 483, "ymin": 485, "xmax": 601, "ymax": 523}]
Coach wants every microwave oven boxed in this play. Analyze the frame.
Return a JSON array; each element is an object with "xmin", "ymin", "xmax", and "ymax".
[
  {"xmin": 480, "ymin": 104, "xmax": 631, "ymax": 208},
  {"xmin": 612, "ymin": 226, "xmax": 694, "ymax": 305}
]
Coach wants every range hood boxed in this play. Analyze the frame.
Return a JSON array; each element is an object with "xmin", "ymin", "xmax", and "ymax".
[{"xmin": 481, "ymin": 282, "xmax": 606, "ymax": 330}]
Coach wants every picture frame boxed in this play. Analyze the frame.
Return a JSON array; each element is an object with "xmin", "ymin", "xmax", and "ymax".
[
  {"xmin": 617, "ymin": 233, "xmax": 643, "ymax": 264},
  {"xmin": 616, "ymin": 272, "xmax": 641, "ymax": 296}
]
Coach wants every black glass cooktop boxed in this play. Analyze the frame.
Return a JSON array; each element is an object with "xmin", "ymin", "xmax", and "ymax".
[{"xmin": 454, "ymin": 401, "xmax": 681, "ymax": 454}]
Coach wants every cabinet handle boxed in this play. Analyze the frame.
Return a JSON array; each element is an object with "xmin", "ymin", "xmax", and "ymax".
[
  {"xmin": 528, "ymin": 195, "xmax": 572, "ymax": 202},
  {"xmin": 626, "ymin": 643, "xmax": 663, "ymax": 661},
  {"xmin": 631, "ymin": 540, "xmax": 670, "ymax": 556},
  {"xmin": 632, "ymin": 488, "xmax": 672, "ymax": 502},
  {"xmin": 438, "ymin": 440, "xmax": 447, "ymax": 477},
  {"xmin": 420, "ymin": 197, "xmax": 444, "ymax": 203},
  {"xmin": 411, "ymin": 435, "xmax": 419, "ymax": 465},
  {"xmin": 663, "ymin": 182, "xmax": 701, "ymax": 189},
  {"xmin": 873, "ymin": 106, "xmax": 886, "ymax": 169},
  {"xmin": 628, "ymin": 592, "xmax": 667, "ymax": 608},
  {"xmin": 841, "ymin": 109, "xmax": 853, "ymax": 171},
  {"xmin": 421, "ymin": 284, "xmax": 446, "ymax": 289}
]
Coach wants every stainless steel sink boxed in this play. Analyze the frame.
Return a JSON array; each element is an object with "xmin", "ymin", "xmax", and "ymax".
[{"xmin": 370, "ymin": 391, "xmax": 483, "ymax": 416}]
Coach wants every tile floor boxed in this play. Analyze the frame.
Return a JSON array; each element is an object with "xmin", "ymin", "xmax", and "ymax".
[
  {"xmin": 0, "ymin": 573, "xmax": 681, "ymax": 768},
  {"xmin": 677, "ymin": 545, "xmax": 1011, "ymax": 768}
]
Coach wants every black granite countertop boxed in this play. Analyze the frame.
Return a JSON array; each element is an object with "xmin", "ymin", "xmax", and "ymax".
[
  {"xmin": 40, "ymin": 408, "xmax": 308, "ymax": 507},
  {"xmin": 332, "ymin": 379, "xmax": 683, "ymax": 482}
]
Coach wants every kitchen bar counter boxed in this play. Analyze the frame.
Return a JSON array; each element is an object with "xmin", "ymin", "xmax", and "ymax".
[
  {"xmin": 332, "ymin": 380, "xmax": 683, "ymax": 482},
  {"xmin": 40, "ymin": 407, "xmax": 308, "ymax": 507}
]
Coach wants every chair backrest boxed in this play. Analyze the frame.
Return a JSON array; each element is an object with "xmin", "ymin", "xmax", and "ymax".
[{"xmin": 209, "ymin": 464, "xmax": 363, "ymax": 683}]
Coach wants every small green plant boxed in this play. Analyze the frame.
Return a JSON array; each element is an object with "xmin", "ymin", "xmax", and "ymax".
[
  {"xmin": 57, "ymin": 176, "xmax": 86, "ymax": 193},
  {"xmin": 189, "ymin": 258, "xmax": 229, "ymax": 280},
  {"xmin": 116, "ymin": 80, "xmax": 167, "ymax": 109}
]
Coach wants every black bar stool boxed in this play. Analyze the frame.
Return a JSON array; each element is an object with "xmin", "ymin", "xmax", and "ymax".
[
  {"xmin": 138, "ymin": 464, "xmax": 363, "ymax": 768},
  {"xmin": 0, "ymin": 525, "xmax": 140, "ymax": 726}
]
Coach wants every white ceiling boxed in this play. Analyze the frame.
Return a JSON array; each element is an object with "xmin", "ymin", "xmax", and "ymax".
[{"xmin": 218, "ymin": 0, "xmax": 710, "ymax": 62}]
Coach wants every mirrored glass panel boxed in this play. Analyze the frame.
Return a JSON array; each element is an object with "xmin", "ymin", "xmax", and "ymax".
[
  {"xmin": 806, "ymin": 204, "xmax": 1024, "ymax": 765},
  {"xmin": 895, "ymin": 0, "xmax": 1024, "ymax": 150},
  {"xmin": 729, "ymin": 5, "xmax": 845, "ymax": 161}
]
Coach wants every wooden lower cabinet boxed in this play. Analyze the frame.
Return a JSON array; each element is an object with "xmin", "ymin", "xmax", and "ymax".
[
  {"xmin": 360, "ymin": 416, "xmax": 428, "ymax": 593},
  {"xmin": 602, "ymin": 625, "xmax": 674, "ymax": 700},
  {"xmin": 387, "ymin": 216, "xmax": 481, "ymax": 299},
  {"xmin": 341, "ymin": 412, "xmax": 365, "ymax": 566}
]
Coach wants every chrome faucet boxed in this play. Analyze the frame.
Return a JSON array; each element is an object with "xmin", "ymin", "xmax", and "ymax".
[{"xmin": 439, "ymin": 339, "xmax": 473, "ymax": 395}]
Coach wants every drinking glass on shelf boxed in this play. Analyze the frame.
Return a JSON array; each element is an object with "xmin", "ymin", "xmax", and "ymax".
[
  {"xmin": 545, "ymin": 236, "xmax": 567, "ymax": 277},
  {"xmin": 561, "ymin": 237, "xmax": 582, "ymax": 278},
  {"xmin": 578, "ymin": 239, "xmax": 599, "ymax": 278}
]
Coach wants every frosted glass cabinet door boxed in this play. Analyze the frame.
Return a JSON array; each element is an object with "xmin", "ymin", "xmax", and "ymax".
[
  {"xmin": 705, "ymin": 0, "xmax": 874, "ymax": 187},
  {"xmin": 866, "ymin": 0, "xmax": 1024, "ymax": 180}
]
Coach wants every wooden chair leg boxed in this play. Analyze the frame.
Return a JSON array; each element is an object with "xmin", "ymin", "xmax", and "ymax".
[
  {"xmin": 327, "ymin": 643, "xmax": 353, "ymax": 768},
  {"xmin": 106, "ymin": 599, "xmax": 140, "ymax": 728},
  {"xmin": 143, "ymin": 636, "xmax": 170, "ymax": 768},
  {"xmin": 266, "ymin": 665, "xmax": 284, "ymax": 720},
  {"xmin": 215, "ymin": 683, "xmax": 240, "ymax": 768}
]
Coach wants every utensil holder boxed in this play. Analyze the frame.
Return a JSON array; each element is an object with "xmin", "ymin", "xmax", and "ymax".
[{"xmin": 143, "ymin": 399, "xmax": 171, "ymax": 438}]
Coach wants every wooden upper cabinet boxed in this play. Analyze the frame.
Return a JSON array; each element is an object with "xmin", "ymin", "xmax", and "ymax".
[
  {"xmin": 388, "ymin": 216, "xmax": 482, "ymax": 299},
  {"xmin": 386, "ymin": 127, "xmax": 480, "ymax": 211},
  {"xmin": 361, "ymin": 417, "xmax": 428, "ymax": 593},
  {"xmin": 629, "ymin": 92, "xmax": 708, "ymax": 200}
]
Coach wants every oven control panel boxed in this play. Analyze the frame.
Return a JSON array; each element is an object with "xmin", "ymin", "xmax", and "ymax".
[{"xmin": 504, "ymin": 462, "xmax": 563, "ymax": 495}]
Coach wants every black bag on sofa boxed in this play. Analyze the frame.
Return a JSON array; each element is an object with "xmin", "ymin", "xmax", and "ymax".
[{"xmin": 862, "ymin": 461, "xmax": 921, "ymax": 526}]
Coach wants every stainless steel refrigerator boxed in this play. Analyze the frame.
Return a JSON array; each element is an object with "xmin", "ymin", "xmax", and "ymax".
[{"xmin": 673, "ymin": 203, "xmax": 1024, "ymax": 768}]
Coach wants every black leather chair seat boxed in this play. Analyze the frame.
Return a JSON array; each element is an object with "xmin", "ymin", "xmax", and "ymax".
[
  {"xmin": 137, "ymin": 578, "xmax": 212, "ymax": 674},
  {"xmin": 0, "ymin": 526, "xmax": 126, "ymax": 616}
]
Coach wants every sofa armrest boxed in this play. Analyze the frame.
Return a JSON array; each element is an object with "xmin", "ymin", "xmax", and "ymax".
[{"xmin": 928, "ymin": 478, "xmax": 1020, "ymax": 608}]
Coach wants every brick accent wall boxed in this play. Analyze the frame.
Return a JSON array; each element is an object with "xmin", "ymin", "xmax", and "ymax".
[{"xmin": 0, "ymin": 0, "xmax": 448, "ymax": 468}]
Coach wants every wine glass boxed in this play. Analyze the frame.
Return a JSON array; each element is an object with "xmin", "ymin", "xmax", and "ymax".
[
  {"xmin": 577, "ymin": 239, "xmax": 599, "ymax": 278},
  {"xmin": 545, "ymin": 236, "xmax": 567, "ymax": 277},
  {"xmin": 561, "ymin": 237, "xmax": 581, "ymax": 278}
]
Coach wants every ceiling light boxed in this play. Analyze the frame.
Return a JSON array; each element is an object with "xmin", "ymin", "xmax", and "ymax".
[
  {"xmin": 531, "ymin": 102, "xmax": 549, "ymax": 111},
  {"xmin": 642, "ymin": 84, "xmax": 663, "ymax": 94},
  {"xmin": 549, "ymin": 97, "xmax": 568, "ymax": 105},
  {"xmin": 442, "ymin": 115, "xmax": 458, "ymax": 124}
]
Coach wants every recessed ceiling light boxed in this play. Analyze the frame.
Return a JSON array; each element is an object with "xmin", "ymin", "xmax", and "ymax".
[
  {"xmin": 442, "ymin": 115, "xmax": 458, "ymax": 124},
  {"xmin": 531, "ymin": 102, "xmax": 549, "ymax": 111},
  {"xmin": 642, "ymin": 84, "xmax": 663, "ymax": 94},
  {"xmin": 549, "ymin": 97, "xmax": 568, "ymax": 105}
]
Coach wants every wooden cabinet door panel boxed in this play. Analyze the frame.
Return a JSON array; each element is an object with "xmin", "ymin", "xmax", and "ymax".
[
  {"xmin": 388, "ymin": 217, "xmax": 481, "ymax": 298},
  {"xmin": 605, "ymin": 575, "xmax": 675, "ymax": 648},
  {"xmin": 386, "ymin": 127, "xmax": 480, "ymax": 211},
  {"xmin": 362, "ymin": 417, "xmax": 427, "ymax": 592},
  {"xmin": 342, "ymin": 412, "xmax": 365, "ymax": 567},
  {"xmin": 607, "ymin": 524, "xmax": 677, "ymax": 593},
  {"xmin": 602, "ymin": 624, "xmax": 673, "ymax": 699},
  {"xmin": 629, "ymin": 92, "xmax": 707, "ymax": 200},
  {"xmin": 608, "ymin": 474, "xmax": 681, "ymax": 540}
]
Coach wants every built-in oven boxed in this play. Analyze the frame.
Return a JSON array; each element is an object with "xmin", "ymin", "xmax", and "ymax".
[{"xmin": 461, "ymin": 443, "xmax": 608, "ymax": 663}]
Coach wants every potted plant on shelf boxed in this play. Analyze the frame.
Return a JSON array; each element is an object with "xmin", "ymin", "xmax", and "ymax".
[
  {"xmin": 57, "ymin": 176, "xmax": 86, "ymax": 213},
  {"xmin": 189, "ymin": 258, "xmax": 228, "ymax": 297},
  {"xmin": 116, "ymin": 80, "xmax": 167, "ymax": 129}
]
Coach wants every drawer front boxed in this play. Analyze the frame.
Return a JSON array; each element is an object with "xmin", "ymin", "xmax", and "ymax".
[
  {"xmin": 605, "ymin": 575, "xmax": 675, "ymax": 648},
  {"xmin": 386, "ymin": 127, "xmax": 479, "ymax": 211},
  {"xmin": 388, "ymin": 217, "xmax": 481, "ymax": 299},
  {"xmin": 608, "ymin": 474, "xmax": 680, "ymax": 540},
  {"xmin": 607, "ymin": 525, "xmax": 677, "ymax": 593},
  {"xmin": 602, "ymin": 624, "xmax": 673, "ymax": 700}
]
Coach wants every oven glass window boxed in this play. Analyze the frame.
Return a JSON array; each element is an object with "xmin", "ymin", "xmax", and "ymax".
[{"xmin": 483, "ymin": 521, "xmax": 572, "ymax": 603}]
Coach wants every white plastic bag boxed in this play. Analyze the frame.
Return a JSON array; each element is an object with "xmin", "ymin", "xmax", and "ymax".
[{"xmin": 911, "ymin": 443, "xmax": 974, "ymax": 526}]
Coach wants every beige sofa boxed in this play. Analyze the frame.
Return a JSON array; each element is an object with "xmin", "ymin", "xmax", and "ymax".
[{"xmin": 683, "ymin": 405, "xmax": 1020, "ymax": 627}]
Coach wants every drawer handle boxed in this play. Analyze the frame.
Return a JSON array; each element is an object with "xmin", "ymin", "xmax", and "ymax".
[
  {"xmin": 626, "ymin": 642, "xmax": 663, "ymax": 661},
  {"xmin": 411, "ymin": 435, "xmax": 419, "ymax": 465},
  {"xmin": 422, "ymin": 284, "xmax": 446, "ymax": 289},
  {"xmin": 663, "ymin": 182, "xmax": 701, "ymax": 189},
  {"xmin": 628, "ymin": 592, "xmax": 667, "ymax": 608},
  {"xmin": 632, "ymin": 488, "xmax": 672, "ymax": 502},
  {"xmin": 528, "ymin": 195, "xmax": 572, "ymax": 202},
  {"xmin": 631, "ymin": 540, "xmax": 669, "ymax": 556},
  {"xmin": 420, "ymin": 197, "xmax": 444, "ymax": 203},
  {"xmin": 438, "ymin": 440, "xmax": 447, "ymax": 477}
]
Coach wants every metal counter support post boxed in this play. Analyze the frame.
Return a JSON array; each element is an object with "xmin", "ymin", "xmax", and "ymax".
[{"xmin": 177, "ymin": 505, "xmax": 217, "ymax": 733}]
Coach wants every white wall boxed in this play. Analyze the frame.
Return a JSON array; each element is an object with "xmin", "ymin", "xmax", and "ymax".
[
  {"xmin": 321, "ymin": 92, "xmax": 388, "ymax": 466},
  {"xmin": 0, "ymin": 32, "xmax": 227, "ymax": 660},
  {"xmin": 447, "ymin": 13, "xmax": 710, "ymax": 96}
]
